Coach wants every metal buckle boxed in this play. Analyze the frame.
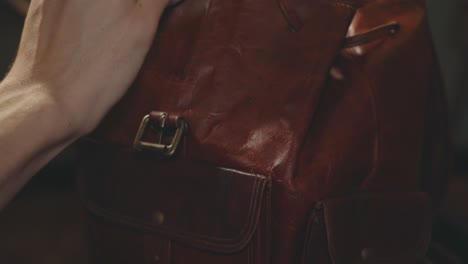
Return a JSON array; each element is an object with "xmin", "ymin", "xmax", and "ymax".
[{"xmin": 133, "ymin": 113, "xmax": 186, "ymax": 157}]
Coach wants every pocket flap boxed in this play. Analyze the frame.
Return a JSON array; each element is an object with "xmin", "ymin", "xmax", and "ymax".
[
  {"xmin": 322, "ymin": 192, "xmax": 432, "ymax": 263},
  {"xmin": 77, "ymin": 140, "xmax": 269, "ymax": 253}
]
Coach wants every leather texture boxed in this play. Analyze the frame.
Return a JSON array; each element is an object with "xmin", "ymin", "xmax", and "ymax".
[{"xmin": 77, "ymin": 0, "xmax": 450, "ymax": 263}]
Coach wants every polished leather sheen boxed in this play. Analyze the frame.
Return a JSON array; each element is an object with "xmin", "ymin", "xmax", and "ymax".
[{"xmin": 77, "ymin": 0, "xmax": 449, "ymax": 263}]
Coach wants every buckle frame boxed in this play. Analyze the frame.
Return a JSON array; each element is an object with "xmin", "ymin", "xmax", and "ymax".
[{"xmin": 133, "ymin": 113, "xmax": 186, "ymax": 157}]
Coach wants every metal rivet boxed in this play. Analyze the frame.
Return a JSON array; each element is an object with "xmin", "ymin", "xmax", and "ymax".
[
  {"xmin": 388, "ymin": 24, "xmax": 400, "ymax": 35},
  {"xmin": 330, "ymin": 67, "xmax": 345, "ymax": 81},
  {"xmin": 152, "ymin": 211, "xmax": 165, "ymax": 225},
  {"xmin": 361, "ymin": 248, "xmax": 373, "ymax": 261}
]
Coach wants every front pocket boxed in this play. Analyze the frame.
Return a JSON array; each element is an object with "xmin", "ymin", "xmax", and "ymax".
[
  {"xmin": 301, "ymin": 192, "xmax": 432, "ymax": 264},
  {"xmin": 77, "ymin": 140, "xmax": 271, "ymax": 264}
]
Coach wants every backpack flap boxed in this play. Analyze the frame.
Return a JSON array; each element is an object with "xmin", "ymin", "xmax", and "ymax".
[{"xmin": 77, "ymin": 140, "xmax": 270, "ymax": 254}]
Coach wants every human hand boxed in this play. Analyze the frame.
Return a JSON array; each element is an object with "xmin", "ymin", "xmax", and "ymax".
[{"xmin": 5, "ymin": 0, "xmax": 172, "ymax": 137}]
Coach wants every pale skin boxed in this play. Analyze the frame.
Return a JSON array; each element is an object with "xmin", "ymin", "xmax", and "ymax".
[{"xmin": 0, "ymin": 0, "xmax": 174, "ymax": 209}]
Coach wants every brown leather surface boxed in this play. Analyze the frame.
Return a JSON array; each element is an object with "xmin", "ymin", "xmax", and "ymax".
[
  {"xmin": 148, "ymin": 111, "xmax": 181, "ymax": 127},
  {"xmin": 78, "ymin": 0, "xmax": 450, "ymax": 263}
]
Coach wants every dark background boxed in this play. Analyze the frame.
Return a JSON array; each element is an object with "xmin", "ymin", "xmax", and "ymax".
[{"xmin": 0, "ymin": 1, "xmax": 467, "ymax": 263}]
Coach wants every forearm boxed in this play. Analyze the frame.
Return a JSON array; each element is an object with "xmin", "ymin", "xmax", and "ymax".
[
  {"xmin": 0, "ymin": 0, "xmax": 170, "ymax": 209},
  {"xmin": 0, "ymin": 80, "xmax": 76, "ymax": 208}
]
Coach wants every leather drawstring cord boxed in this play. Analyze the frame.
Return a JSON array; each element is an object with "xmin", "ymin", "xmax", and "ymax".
[{"xmin": 343, "ymin": 22, "xmax": 400, "ymax": 49}]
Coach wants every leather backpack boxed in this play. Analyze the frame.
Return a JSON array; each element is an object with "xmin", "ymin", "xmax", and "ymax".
[{"xmin": 77, "ymin": 0, "xmax": 450, "ymax": 263}]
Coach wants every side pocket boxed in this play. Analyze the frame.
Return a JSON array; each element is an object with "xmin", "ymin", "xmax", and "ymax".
[{"xmin": 302, "ymin": 192, "xmax": 432, "ymax": 264}]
